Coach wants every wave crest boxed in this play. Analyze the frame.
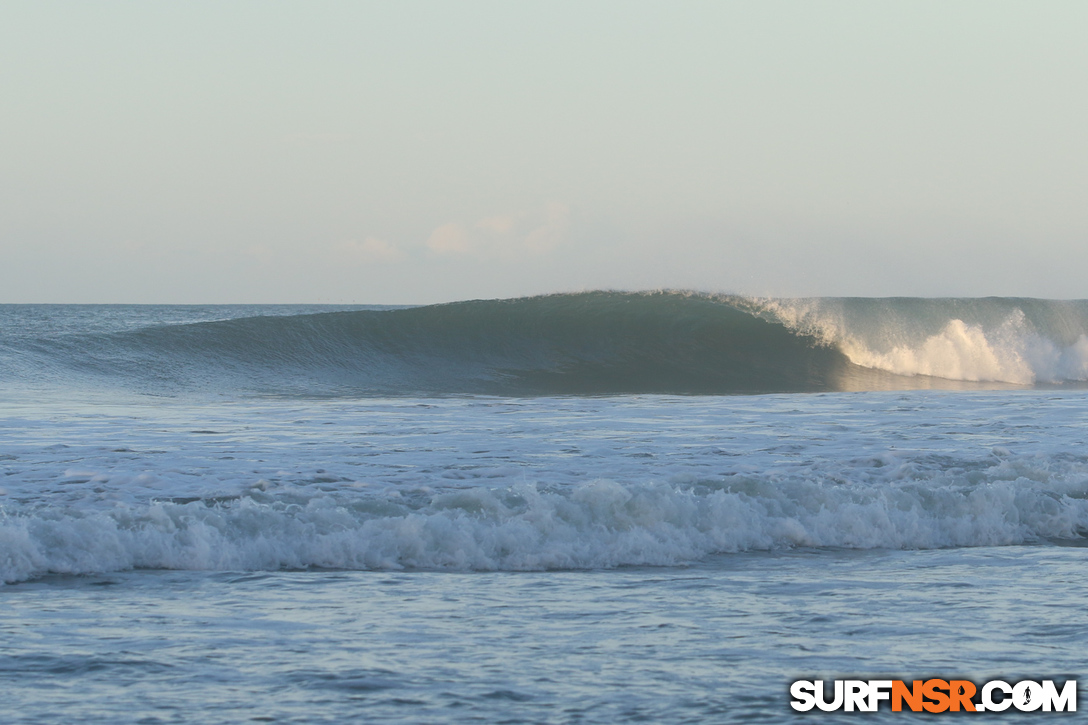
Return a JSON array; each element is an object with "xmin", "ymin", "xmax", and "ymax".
[{"xmin": 754, "ymin": 297, "xmax": 1088, "ymax": 385}]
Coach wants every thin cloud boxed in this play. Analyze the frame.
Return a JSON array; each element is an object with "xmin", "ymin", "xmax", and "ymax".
[
  {"xmin": 524, "ymin": 202, "xmax": 570, "ymax": 254},
  {"xmin": 426, "ymin": 223, "xmax": 473, "ymax": 255},
  {"xmin": 426, "ymin": 203, "xmax": 571, "ymax": 259}
]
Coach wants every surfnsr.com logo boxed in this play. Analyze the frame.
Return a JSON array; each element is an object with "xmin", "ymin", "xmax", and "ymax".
[{"xmin": 790, "ymin": 679, "xmax": 1077, "ymax": 713}]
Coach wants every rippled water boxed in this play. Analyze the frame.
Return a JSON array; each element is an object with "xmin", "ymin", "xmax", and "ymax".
[{"xmin": 4, "ymin": 545, "xmax": 1084, "ymax": 723}]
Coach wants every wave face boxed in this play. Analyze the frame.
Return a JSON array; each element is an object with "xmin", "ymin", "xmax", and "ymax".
[{"xmin": 4, "ymin": 293, "xmax": 1088, "ymax": 396}]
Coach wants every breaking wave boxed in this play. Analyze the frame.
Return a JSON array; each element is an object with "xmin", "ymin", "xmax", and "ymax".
[
  {"xmin": 4, "ymin": 467, "xmax": 1088, "ymax": 583},
  {"xmin": 4, "ymin": 292, "xmax": 1088, "ymax": 396},
  {"xmin": 757, "ymin": 296, "xmax": 1088, "ymax": 386}
]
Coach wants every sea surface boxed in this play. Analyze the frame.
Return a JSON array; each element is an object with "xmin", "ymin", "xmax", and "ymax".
[{"xmin": 2, "ymin": 293, "xmax": 1087, "ymax": 723}]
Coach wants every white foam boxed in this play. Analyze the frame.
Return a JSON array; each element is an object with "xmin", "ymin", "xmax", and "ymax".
[
  {"xmin": 841, "ymin": 317, "xmax": 1034, "ymax": 383},
  {"xmin": 3, "ymin": 473, "xmax": 1087, "ymax": 584},
  {"xmin": 756, "ymin": 299, "xmax": 1088, "ymax": 384},
  {"xmin": 5, "ymin": 390, "xmax": 1088, "ymax": 584}
]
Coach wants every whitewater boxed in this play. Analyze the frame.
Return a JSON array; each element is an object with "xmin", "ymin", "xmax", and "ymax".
[{"xmin": 2, "ymin": 294, "xmax": 1086, "ymax": 723}]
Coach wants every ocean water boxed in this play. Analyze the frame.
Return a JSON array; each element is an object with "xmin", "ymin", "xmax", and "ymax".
[{"xmin": 2, "ymin": 294, "xmax": 1087, "ymax": 723}]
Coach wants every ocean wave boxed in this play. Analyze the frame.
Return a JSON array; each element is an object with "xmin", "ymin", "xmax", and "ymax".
[
  {"xmin": 754, "ymin": 296, "xmax": 1088, "ymax": 385},
  {"xmin": 4, "ymin": 292, "xmax": 1088, "ymax": 396},
  {"xmin": 4, "ymin": 472, "xmax": 1087, "ymax": 584}
]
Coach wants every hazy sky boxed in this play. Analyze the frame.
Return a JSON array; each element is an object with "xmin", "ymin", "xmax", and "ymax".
[{"xmin": 2, "ymin": 1, "xmax": 1086, "ymax": 303}]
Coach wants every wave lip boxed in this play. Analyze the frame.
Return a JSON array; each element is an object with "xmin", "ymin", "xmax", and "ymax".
[{"xmin": 747, "ymin": 296, "xmax": 1088, "ymax": 386}]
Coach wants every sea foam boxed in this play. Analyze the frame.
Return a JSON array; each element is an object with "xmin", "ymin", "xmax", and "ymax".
[
  {"xmin": 4, "ymin": 471, "xmax": 1087, "ymax": 584},
  {"xmin": 756, "ymin": 298, "xmax": 1088, "ymax": 385}
]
